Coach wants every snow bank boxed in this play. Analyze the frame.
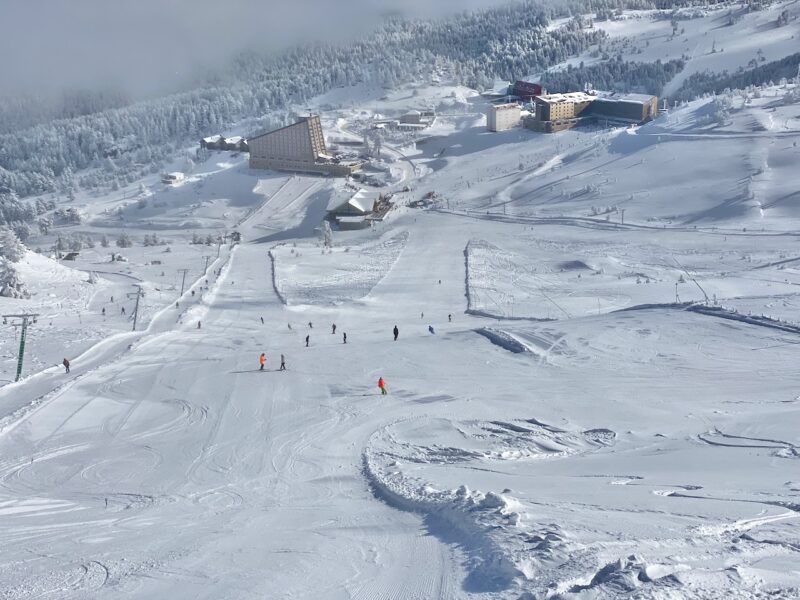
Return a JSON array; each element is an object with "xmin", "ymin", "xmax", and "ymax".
[
  {"xmin": 476, "ymin": 327, "xmax": 531, "ymax": 354},
  {"xmin": 363, "ymin": 417, "xmax": 618, "ymax": 594}
]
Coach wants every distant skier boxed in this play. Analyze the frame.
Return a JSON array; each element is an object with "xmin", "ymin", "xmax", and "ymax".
[
  {"xmin": 305, "ymin": 335, "xmax": 310, "ymax": 347},
  {"xmin": 102, "ymin": 307, "xmax": 106, "ymax": 316},
  {"xmin": 279, "ymin": 354, "xmax": 286, "ymax": 371},
  {"xmin": 378, "ymin": 377, "xmax": 387, "ymax": 395},
  {"xmin": 448, "ymin": 314, "xmax": 452, "ymax": 322},
  {"xmin": 393, "ymin": 325, "xmax": 399, "ymax": 341},
  {"xmin": 121, "ymin": 306, "xmax": 126, "ymax": 315},
  {"xmin": 308, "ymin": 322, "xmax": 313, "ymax": 329},
  {"xmin": 332, "ymin": 323, "xmax": 336, "ymax": 334},
  {"xmin": 343, "ymin": 332, "xmax": 347, "ymax": 344},
  {"xmin": 62, "ymin": 358, "xmax": 70, "ymax": 374},
  {"xmin": 288, "ymin": 323, "xmax": 292, "ymax": 330},
  {"xmin": 260, "ymin": 316, "xmax": 264, "ymax": 324},
  {"xmin": 197, "ymin": 321, "xmax": 201, "ymax": 329},
  {"xmin": 428, "ymin": 325, "xmax": 435, "ymax": 334},
  {"xmin": 259, "ymin": 353, "xmax": 266, "ymax": 371},
  {"xmin": 420, "ymin": 312, "xmax": 424, "ymax": 319},
  {"xmin": 110, "ymin": 296, "xmax": 114, "ymax": 302},
  {"xmin": 191, "ymin": 290, "xmax": 195, "ymax": 296}
]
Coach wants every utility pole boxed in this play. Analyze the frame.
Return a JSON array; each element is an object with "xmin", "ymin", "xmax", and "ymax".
[
  {"xmin": 675, "ymin": 282, "xmax": 680, "ymax": 304},
  {"xmin": 2, "ymin": 313, "xmax": 39, "ymax": 382},
  {"xmin": 620, "ymin": 208, "xmax": 625, "ymax": 225},
  {"xmin": 202, "ymin": 255, "xmax": 211, "ymax": 274},
  {"xmin": 178, "ymin": 268, "xmax": 190, "ymax": 296},
  {"xmin": 127, "ymin": 285, "xmax": 144, "ymax": 331}
]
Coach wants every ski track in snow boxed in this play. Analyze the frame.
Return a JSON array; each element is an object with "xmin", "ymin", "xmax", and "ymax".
[{"xmin": 3, "ymin": 75, "xmax": 800, "ymax": 598}]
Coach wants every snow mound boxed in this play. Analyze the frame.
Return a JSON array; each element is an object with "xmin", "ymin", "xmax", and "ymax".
[
  {"xmin": 16, "ymin": 251, "xmax": 96, "ymax": 299},
  {"xmin": 269, "ymin": 231, "xmax": 408, "ymax": 305},
  {"xmin": 364, "ymin": 416, "xmax": 617, "ymax": 593},
  {"xmin": 476, "ymin": 327, "xmax": 531, "ymax": 354}
]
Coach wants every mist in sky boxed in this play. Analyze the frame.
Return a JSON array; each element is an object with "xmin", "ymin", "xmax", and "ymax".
[{"xmin": 1, "ymin": 0, "xmax": 512, "ymax": 99}]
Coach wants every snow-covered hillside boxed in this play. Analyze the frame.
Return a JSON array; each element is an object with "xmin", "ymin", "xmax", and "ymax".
[{"xmin": 2, "ymin": 7, "xmax": 800, "ymax": 597}]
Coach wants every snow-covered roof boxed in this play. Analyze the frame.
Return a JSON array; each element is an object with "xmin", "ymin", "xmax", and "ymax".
[
  {"xmin": 328, "ymin": 189, "xmax": 379, "ymax": 214},
  {"xmin": 225, "ymin": 136, "xmax": 244, "ymax": 144},
  {"xmin": 203, "ymin": 134, "xmax": 223, "ymax": 143},
  {"xmin": 490, "ymin": 103, "xmax": 520, "ymax": 112},
  {"xmin": 594, "ymin": 91, "xmax": 657, "ymax": 105},
  {"xmin": 349, "ymin": 189, "xmax": 378, "ymax": 213},
  {"xmin": 536, "ymin": 92, "xmax": 595, "ymax": 104},
  {"xmin": 404, "ymin": 110, "xmax": 421, "ymax": 116}
]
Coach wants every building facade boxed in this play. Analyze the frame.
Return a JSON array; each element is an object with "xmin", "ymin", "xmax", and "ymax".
[
  {"xmin": 590, "ymin": 93, "xmax": 658, "ymax": 123},
  {"xmin": 487, "ymin": 103, "xmax": 521, "ymax": 132},
  {"xmin": 248, "ymin": 116, "xmax": 359, "ymax": 176},
  {"xmin": 528, "ymin": 91, "xmax": 658, "ymax": 133},
  {"xmin": 511, "ymin": 80, "xmax": 543, "ymax": 100}
]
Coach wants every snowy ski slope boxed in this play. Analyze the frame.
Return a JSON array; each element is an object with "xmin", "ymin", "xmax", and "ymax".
[{"xmin": 2, "ymin": 10, "xmax": 800, "ymax": 597}]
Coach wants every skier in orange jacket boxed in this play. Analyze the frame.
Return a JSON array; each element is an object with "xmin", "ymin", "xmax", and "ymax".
[
  {"xmin": 259, "ymin": 353, "xmax": 266, "ymax": 371},
  {"xmin": 378, "ymin": 377, "xmax": 387, "ymax": 395}
]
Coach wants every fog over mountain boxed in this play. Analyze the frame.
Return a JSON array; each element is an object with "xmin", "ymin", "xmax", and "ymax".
[{"xmin": 0, "ymin": 0, "xmax": 511, "ymax": 99}]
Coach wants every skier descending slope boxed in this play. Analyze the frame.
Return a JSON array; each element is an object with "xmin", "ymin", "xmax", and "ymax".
[
  {"xmin": 378, "ymin": 377, "xmax": 387, "ymax": 395},
  {"xmin": 259, "ymin": 353, "xmax": 266, "ymax": 371},
  {"xmin": 393, "ymin": 325, "xmax": 399, "ymax": 341}
]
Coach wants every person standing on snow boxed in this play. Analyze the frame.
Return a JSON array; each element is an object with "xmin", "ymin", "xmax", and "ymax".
[
  {"xmin": 428, "ymin": 325, "xmax": 435, "ymax": 334},
  {"xmin": 279, "ymin": 354, "xmax": 286, "ymax": 371},
  {"xmin": 259, "ymin": 353, "xmax": 266, "ymax": 371},
  {"xmin": 448, "ymin": 314, "xmax": 452, "ymax": 322},
  {"xmin": 393, "ymin": 325, "xmax": 399, "ymax": 341},
  {"xmin": 305, "ymin": 335, "xmax": 310, "ymax": 347},
  {"xmin": 378, "ymin": 377, "xmax": 387, "ymax": 395},
  {"xmin": 62, "ymin": 358, "xmax": 70, "ymax": 374},
  {"xmin": 332, "ymin": 323, "xmax": 336, "ymax": 334},
  {"xmin": 343, "ymin": 332, "xmax": 347, "ymax": 344}
]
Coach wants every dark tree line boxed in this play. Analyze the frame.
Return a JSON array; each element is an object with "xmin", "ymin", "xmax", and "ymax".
[
  {"xmin": 541, "ymin": 57, "xmax": 686, "ymax": 96},
  {"xmin": 670, "ymin": 53, "xmax": 800, "ymax": 102}
]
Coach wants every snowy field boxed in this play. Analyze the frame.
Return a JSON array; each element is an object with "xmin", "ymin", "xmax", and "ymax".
[{"xmin": 2, "ymin": 34, "xmax": 800, "ymax": 599}]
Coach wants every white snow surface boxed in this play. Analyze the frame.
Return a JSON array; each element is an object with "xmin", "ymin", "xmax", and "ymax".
[{"xmin": 2, "ymin": 74, "xmax": 800, "ymax": 599}]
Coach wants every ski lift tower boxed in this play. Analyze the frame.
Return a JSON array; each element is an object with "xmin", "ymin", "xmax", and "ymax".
[{"xmin": 2, "ymin": 313, "xmax": 40, "ymax": 382}]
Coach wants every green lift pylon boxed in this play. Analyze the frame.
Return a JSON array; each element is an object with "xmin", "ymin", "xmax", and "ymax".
[{"xmin": 2, "ymin": 313, "xmax": 39, "ymax": 382}]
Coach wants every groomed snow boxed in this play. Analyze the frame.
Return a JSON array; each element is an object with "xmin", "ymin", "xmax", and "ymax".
[{"xmin": 1, "ymin": 74, "xmax": 800, "ymax": 599}]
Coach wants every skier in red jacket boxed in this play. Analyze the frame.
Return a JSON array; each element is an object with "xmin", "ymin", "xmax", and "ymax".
[{"xmin": 378, "ymin": 377, "xmax": 387, "ymax": 395}]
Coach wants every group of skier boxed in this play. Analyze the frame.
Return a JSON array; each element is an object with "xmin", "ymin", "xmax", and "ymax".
[
  {"xmin": 256, "ymin": 315, "xmax": 452, "ymax": 395},
  {"xmin": 259, "ymin": 352, "xmax": 286, "ymax": 371}
]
